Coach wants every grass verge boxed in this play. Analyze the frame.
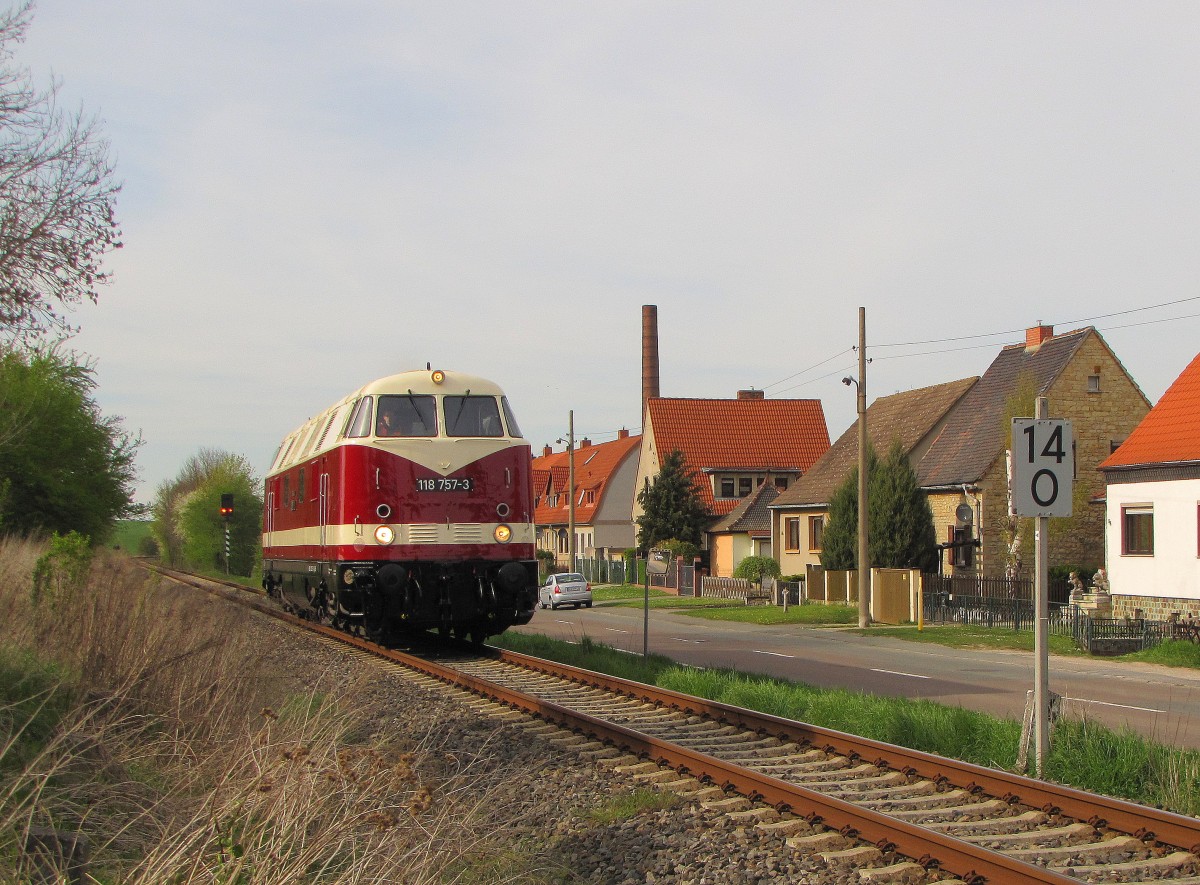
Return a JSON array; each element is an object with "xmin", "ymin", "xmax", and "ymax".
[{"xmin": 492, "ymin": 628, "xmax": 1200, "ymax": 816}]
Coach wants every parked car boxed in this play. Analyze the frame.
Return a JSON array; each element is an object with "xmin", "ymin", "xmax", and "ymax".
[{"xmin": 539, "ymin": 573, "xmax": 592, "ymax": 610}]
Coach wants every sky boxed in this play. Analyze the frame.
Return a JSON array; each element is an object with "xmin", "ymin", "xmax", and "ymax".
[{"xmin": 17, "ymin": 2, "xmax": 1200, "ymax": 506}]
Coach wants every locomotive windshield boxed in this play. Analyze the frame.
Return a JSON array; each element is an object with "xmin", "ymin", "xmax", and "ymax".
[
  {"xmin": 376, "ymin": 394, "xmax": 437, "ymax": 437},
  {"xmin": 444, "ymin": 395, "xmax": 504, "ymax": 437}
]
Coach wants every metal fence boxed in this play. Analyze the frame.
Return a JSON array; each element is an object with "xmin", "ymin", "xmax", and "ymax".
[
  {"xmin": 921, "ymin": 591, "xmax": 1074, "ymax": 635},
  {"xmin": 576, "ymin": 557, "xmax": 631, "ymax": 585},
  {"xmin": 1071, "ymin": 614, "xmax": 1174, "ymax": 653}
]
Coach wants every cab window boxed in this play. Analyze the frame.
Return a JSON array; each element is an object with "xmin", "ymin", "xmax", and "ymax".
[
  {"xmin": 501, "ymin": 397, "xmax": 523, "ymax": 438},
  {"xmin": 376, "ymin": 394, "xmax": 437, "ymax": 437},
  {"xmin": 444, "ymin": 396, "xmax": 503, "ymax": 437},
  {"xmin": 345, "ymin": 397, "xmax": 374, "ymax": 438}
]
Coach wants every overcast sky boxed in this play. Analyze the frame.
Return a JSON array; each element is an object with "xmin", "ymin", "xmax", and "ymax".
[{"xmin": 20, "ymin": 2, "xmax": 1200, "ymax": 505}]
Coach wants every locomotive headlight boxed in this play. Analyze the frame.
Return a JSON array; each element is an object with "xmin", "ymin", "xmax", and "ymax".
[
  {"xmin": 493, "ymin": 524, "xmax": 512, "ymax": 544},
  {"xmin": 431, "ymin": 369, "xmax": 446, "ymax": 384},
  {"xmin": 374, "ymin": 525, "xmax": 395, "ymax": 545},
  {"xmin": 342, "ymin": 568, "xmax": 356, "ymax": 586}
]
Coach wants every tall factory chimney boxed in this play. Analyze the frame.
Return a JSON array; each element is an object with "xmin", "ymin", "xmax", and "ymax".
[{"xmin": 641, "ymin": 305, "xmax": 660, "ymax": 423}]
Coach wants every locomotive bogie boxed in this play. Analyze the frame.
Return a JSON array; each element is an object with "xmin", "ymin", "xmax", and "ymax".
[{"xmin": 262, "ymin": 369, "xmax": 538, "ymax": 644}]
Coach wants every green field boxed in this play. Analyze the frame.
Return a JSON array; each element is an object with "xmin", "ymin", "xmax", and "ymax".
[{"xmin": 110, "ymin": 519, "xmax": 153, "ymax": 554}]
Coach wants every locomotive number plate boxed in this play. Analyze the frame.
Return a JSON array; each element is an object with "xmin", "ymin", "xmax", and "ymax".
[{"xmin": 416, "ymin": 477, "xmax": 474, "ymax": 492}]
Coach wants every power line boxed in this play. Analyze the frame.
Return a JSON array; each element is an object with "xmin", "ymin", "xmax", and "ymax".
[
  {"xmin": 763, "ymin": 348, "xmax": 854, "ymax": 390},
  {"xmin": 873, "ymin": 295, "xmax": 1200, "ymax": 350}
]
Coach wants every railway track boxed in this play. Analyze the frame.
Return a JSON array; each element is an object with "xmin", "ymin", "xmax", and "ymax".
[{"xmin": 151, "ymin": 565, "xmax": 1200, "ymax": 885}]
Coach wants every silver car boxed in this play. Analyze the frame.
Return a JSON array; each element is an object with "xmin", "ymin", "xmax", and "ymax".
[{"xmin": 539, "ymin": 573, "xmax": 592, "ymax": 610}]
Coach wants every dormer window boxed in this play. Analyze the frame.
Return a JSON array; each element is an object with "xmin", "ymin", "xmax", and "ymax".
[{"xmin": 719, "ymin": 477, "xmax": 735, "ymax": 498}]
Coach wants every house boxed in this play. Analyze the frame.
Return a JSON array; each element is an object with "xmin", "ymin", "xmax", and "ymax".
[
  {"xmin": 632, "ymin": 390, "xmax": 830, "ymax": 574},
  {"xmin": 917, "ymin": 325, "xmax": 1149, "ymax": 577},
  {"xmin": 532, "ymin": 429, "xmax": 642, "ymax": 569},
  {"xmin": 1099, "ymin": 352, "xmax": 1200, "ymax": 621},
  {"xmin": 769, "ymin": 378, "xmax": 977, "ymax": 578},
  {"xmin": 708, "ymin": 481, "xmax": 779, "ymax": 577}
]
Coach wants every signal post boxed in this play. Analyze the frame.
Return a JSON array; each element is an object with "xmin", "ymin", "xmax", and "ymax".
[{"xmin": 1011, "ymin": 397, "xmax": 1073, "ymax": 778}]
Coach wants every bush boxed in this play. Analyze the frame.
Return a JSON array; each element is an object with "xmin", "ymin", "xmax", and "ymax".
[
  {"xmin": 30, "ymin": 530, "xmax": 92, "ymax": 610},
  {"xmin": 733, "ymin": 556, "xmax": 781, "ymax": 586}
]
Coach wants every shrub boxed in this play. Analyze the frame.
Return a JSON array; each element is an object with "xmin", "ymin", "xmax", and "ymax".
[
  {"xmin": 30, "ymin": 530, "xmax": 92, "ymax": 609},
  {"xmin": 733, "ymin": 556, "xmax": 781, "ymax": 586}
]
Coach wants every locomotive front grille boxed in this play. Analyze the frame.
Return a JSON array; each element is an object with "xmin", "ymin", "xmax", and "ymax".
[
  {"xmin": 451, "ymin": 524, "xmax": 484, "ymax": 543},
  {"xmin": 407, "ymin": 524, "xmax": 440, "ymax": 544}
]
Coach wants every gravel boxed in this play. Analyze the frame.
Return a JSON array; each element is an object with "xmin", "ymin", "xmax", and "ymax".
[{"xmin": 251, "ymin": 613, "xmax": 930, "ymax": 885}]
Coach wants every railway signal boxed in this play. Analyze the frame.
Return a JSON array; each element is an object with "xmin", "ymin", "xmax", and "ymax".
[{"xmin": 220, "ymin": 493, "xmax": 234, "ymax": 518}]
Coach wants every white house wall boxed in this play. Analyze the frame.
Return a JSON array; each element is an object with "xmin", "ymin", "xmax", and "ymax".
[{"xmin": 1106, "ymin": 478, "xmax": 1200, "ymax": 602}]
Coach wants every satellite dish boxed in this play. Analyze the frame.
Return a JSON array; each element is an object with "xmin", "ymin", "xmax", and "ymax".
[{"xmin": 956, "ymin": 504, "xmax": 973, "ymax": 524}]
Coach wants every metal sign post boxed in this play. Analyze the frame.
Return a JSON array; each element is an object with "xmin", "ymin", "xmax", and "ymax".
[
  {"xmin": 646, "ymin": 550, "xmax": 669, "ymax": 658},
  {"xmin": 1011, "ymin": 398, "xmax": 1073, "ymax": 777}
]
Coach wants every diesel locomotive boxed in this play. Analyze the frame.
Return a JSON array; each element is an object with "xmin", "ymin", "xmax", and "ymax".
[{"xmin": 262, "ymin": 368, "xmax": 538, "ymax": 644}]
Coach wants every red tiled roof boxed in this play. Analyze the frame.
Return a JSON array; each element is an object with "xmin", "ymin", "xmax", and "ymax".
[
  {"xmin": 1101, "ymin": 351, "xmax": 1200, "ymax": 468},
  {"xmin": 531, "ymin": 433, "xmax": 642, "ymax": 526},
  {"xmin": 647, "ymin": 397, "xmax": 829, "ymax": 515}
]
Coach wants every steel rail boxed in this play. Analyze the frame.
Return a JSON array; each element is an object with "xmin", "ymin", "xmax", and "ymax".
[
  {"xmin": 496, "ymin": 646, "xmax": 1200, "ymax": 856},
  {"xmin": 148, "ymin": 567, "xmax": 1199, "ymax": 883}
]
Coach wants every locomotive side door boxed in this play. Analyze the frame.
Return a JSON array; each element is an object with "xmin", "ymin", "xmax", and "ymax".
[{"xmin": 319, "ymin": 460, "xmax": 330, "ymax": 553}]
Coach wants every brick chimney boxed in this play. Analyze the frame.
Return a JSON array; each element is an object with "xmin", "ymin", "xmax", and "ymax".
[
  {"xmin": 737, "ymin": 389, "xmax": 765, "ymax": 400},
  {"xmin": 618, "ymin": 428, "xmax": 630, "ymax": 439},
  {"xmin": 542, "ymin": 445, "xmax": 553, "ymax": 458},
  {"xmin": 1025, "ymin": 324, "xmax": 1054, "ymax": 350},
  {"xmin": 642, "ymin": 305, "xmax": 660, "ymax": 420},
  {"xmin": 580, "ymin": 438, "xmax": 592, "ymax": 448}
]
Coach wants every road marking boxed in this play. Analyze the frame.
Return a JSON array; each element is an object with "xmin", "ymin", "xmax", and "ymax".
[
  {"xmin": 555, "ymin": 619, "xmax": 575, "ymax": 625},
  {"xmin": 871, "ymin": 668, "xmax": 931, "ymax": 680},
  {"xmin": 673, "ymin": 637, "xmax": 707, "ymax": 644},
  {"xmin": 1064, "ymin": 697, "xmax": 1166, "ymax": 714},
  {"xmin": 606, "ymin": 627, "xmax": 631, "ymax": 635},
  {"xmin": 753, "ymin": 650, "xmax": 796, "ymax": 659}
]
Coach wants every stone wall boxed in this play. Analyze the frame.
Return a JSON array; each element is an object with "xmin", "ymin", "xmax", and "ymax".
[
  {"xmin": 1112, "ymin": 594, "xmax": 1200, "ymax": 621},
  {"xmin": 1045, "ymin": 333, "xmax": 1151, "ymax": 569}
]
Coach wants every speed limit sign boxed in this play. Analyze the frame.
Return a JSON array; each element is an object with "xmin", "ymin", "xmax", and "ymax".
[{"xmin": 1011, "ymin": 418, "xmax": 1073, "ymax": 517}]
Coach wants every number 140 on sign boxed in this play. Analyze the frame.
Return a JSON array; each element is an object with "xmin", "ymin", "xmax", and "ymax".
[{"xmin": 1011, "ymin": 418, "xmax": 1074, "ymax": 518}]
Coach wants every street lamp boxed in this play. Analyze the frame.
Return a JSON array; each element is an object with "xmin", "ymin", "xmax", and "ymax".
[{"xmin": 556, "ymin": 410, "xmax": 576, "ymax": 572}]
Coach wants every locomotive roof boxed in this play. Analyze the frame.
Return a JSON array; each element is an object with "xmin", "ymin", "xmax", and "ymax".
[
  {"xmin": 267, "ymin": 369, "xmax": 518, "ymax": 476},
  {"xmin": 355, "ymin": 369, "xmax": 507, "ymax": 399}
]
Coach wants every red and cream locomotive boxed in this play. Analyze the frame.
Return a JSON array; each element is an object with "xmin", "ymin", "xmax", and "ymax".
[{"xmin": 262, "ymin": 368, "xmax": 537, "ymax": 644}]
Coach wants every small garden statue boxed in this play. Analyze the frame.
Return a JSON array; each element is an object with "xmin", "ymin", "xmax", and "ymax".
[
  {"xmin": 1067, "ymin": 571, "xmax": 1085, "ymax": 602},
  {"xmin": 1090, "ymin": 569, "xmax": 1110, "ymax": 594}
]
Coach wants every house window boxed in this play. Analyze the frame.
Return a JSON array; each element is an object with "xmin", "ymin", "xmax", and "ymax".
[
  {"xmin": 719, "ymin": 477, "xmax": 735, "ymax": 498},
  {"xmin": 774, "ymin": 476, "xmax": 788, "ymax": 491},
  {"xmin": 738, "ymin": 477, "xmax": 753, "ymax": 497},
  {"xmin": 785, "ymin": 518, "xmax": 800, "ymax": 551},
  {"xmin": 1088, "ymin": 374, "xmax": 1101, "ymax": 393},
  {"xmin": 1122, "ymin": 505, "xmax": 1154, "ymax": 556},
  {"xmin": 808, "ymin": 516, "xmax": 824, "ymax": 552}
]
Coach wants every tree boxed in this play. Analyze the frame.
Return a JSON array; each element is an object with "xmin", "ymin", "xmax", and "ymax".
[
  {"xmin": 820, "ymin": 443, "xmax": 879, "ymax": 571},
  {"xmin": 636, "ymin": 450, "xmax": 710, "ymax": 553},
  {"xmin": 152, "ymin": 449, "xmax": 262, "ymax": 575},
  {"xmin": 0, "ymin": 345, "xmax": 140, "ymax": 541},
  {"xmin": 869, "ymin": 439, "xmax": 938, "ymax": 571},
  {"xmin": 0, "ymin": 2, "xmax": 121, "ymax": 342}
]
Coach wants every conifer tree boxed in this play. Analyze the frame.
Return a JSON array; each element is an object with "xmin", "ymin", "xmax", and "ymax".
[
  {"xmin": 636, "ymin": 450, "xmax": 710, "ymax": 552},
  {"xmin": 869, "ymin": 439, "xmax": 938, "ymax": 571}
]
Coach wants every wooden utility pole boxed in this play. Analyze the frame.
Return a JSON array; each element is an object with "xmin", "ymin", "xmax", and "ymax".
[
  {"xmin": 568, "ymin": 410, "xmax": 576, "ymax": 572},
  {"xmin": 857, "ymin": 307, "xmax": 870, "ymax": 628}
]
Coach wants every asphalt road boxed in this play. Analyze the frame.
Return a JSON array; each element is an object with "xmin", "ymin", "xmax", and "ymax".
[{"xmin": 511, "ymin": 602, "xmax": 1200, "ymax": 751}]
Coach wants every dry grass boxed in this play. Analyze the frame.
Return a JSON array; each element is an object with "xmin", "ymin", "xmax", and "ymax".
[{"xmin": 0, "ymin": 537, "xmax": 549, "ymax": 883}]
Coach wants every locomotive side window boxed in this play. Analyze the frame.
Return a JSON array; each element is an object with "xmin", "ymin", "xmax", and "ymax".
[
  {"xmin": 376, "ymin": 394, "xmax": 437, "ymax": 437},
  {"xmin": 501, "ymin": 397, "xmax": 523, "ymax": 438},
  {"xmin": 345, "ymin": 396, "xmax": 374, "ymax": 438},
  {"xmin": 444, "ymin": 396, "xmax": 504, "ymax": 437}
]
